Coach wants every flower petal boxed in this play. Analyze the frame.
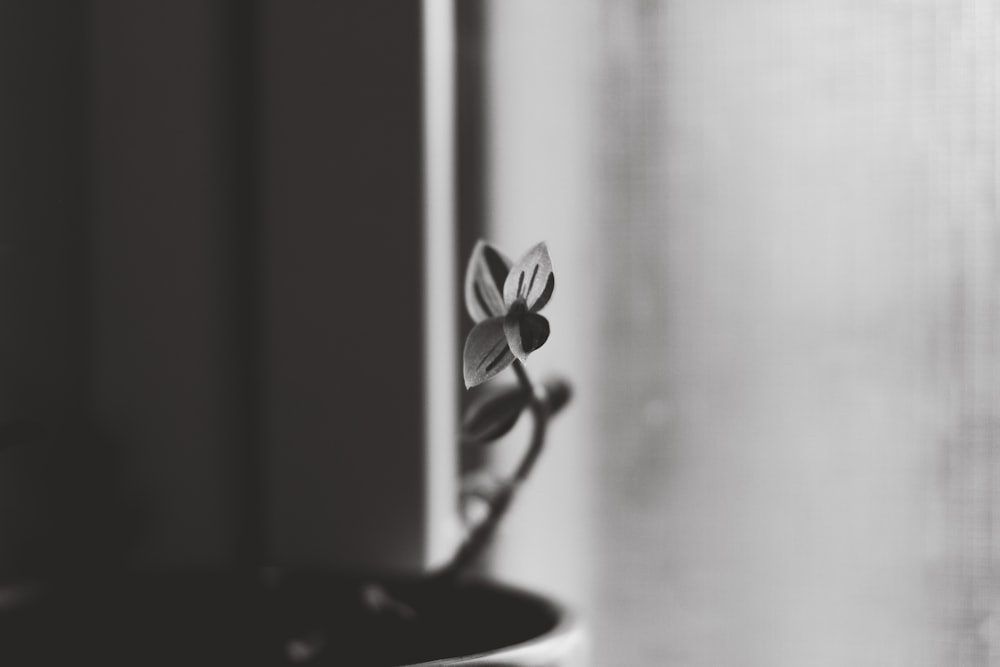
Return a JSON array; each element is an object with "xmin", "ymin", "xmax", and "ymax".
[
  {"xmin": 503, "ymin": 242, "xmax": 554, "ymax": 312},
  {"xmin": 463, "ymin": 317, "xmax": 515, "ymax": 388},
  {"xmin": 464, "ymin": 241, "xmax": 512, "ymax": 322},
  {"xmin": 503, "ymin": 312, "xmax": 550, "ymax": 363},
  {"xmin": 529, "ymin": 273, "xmax": 554, "ymax": 314}
]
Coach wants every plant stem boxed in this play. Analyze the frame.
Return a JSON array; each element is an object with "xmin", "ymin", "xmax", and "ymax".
[
  {"xmin": 510, "ymin": 361, "xmax": 549, "ymax": 482},
  {"xmin": 438, "ymin": 360, "xmax": 550, "ymax": 581}
]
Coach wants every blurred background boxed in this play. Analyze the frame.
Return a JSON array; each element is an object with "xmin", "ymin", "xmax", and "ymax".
[
  {"xmin": 2, "ymin": 1, "xmax": 998, "ymax": 666},
  {"xmin": 470, "ymin": 2, "xmax": 997, "ymax": 666}
]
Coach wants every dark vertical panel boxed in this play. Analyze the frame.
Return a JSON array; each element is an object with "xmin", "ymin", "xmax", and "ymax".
[
  {"xmin": 90, "ymin": 0, "xmax": 240, "ymax": 567},
  {"xmin": 456, "ymin": 0, "xmax": 487, "ymax": 475},
  {"xmin": 216, "ymin": 0, "xmax": 265, "ymax": 572},
  {"xmin": 0, "ymin": 2, "xmax": 103, "ymax": 577},
  {"xmin": 1, "ymin": 0, "xmax": 452, "ymax": 578},
  {"xmin": 261, "ymin": 1, "xmax": 433, "ymax": 572},
  {"xmin": 456, "ymin": 0, "xmax": 487, "ymax": 302}
]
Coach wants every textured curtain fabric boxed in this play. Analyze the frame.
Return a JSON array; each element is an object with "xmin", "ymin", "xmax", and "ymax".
[{"xmin": 483, "ymin": 2, "xmax": 1000, "ymax": 665}]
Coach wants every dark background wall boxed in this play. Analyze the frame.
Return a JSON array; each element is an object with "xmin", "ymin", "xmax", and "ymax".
[
  {"xmin": 90, "ymin": 0, "xmax": 246, "ymax": 569},
  {"xmin": 259, "ymin": 0, "xmax": 433, "ymax": 573},
  {"xmin": 0, "ymin": 1, "xmax": 104, "ymax": 577},
  {"xmin": 0, "ymin": 0, "xmax": 453, "ymax": 578}
]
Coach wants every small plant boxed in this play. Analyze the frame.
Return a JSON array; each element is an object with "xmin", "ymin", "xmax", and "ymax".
[
  {"xmin": 287, "ymin": 242, "xmax": 572, "ymax": 662},
  {"xmin": 462, "ymin": 240, "xmax": 554, "ymax": 388},
  {"xmin": 442, "ymin": 240, "xmax": 571, "ymax": 579}
]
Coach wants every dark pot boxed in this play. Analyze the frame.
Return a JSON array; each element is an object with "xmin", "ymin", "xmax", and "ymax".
[{"xmin": 0, "ymin": 573, "xmax": 584, "ymax": 666}]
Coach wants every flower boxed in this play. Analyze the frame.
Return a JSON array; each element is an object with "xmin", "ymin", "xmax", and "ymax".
[{"xmin": 463, "ymin": 241, "xmax": 554, "ymax": 388}]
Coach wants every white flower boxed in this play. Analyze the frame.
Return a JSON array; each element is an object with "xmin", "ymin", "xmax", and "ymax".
[{"xmin": 462, "ymin": 241, "xmax": 554, "ymax": 388}]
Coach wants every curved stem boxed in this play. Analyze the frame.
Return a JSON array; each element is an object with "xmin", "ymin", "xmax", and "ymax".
[
  {"xmin": 438, "ymin": 360, "xmax": 550, "ymax": 581},
  {"xmin": 510, "ymin": 361, "xmax": 549, "ymax": 482}
]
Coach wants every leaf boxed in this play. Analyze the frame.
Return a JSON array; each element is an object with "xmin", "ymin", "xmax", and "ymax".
[
  {"xmin": 540, "ymin": 377, "xmax": 573, "ymax": 416},
  {"xmin": 463, "ymin": 317, "xmax": 515, "ymax": 388},
  {"xmin": 503, "ymin": 242, "xmax": 554, "ymax": 312},
  {"xmin": 503, "ymin": 312, "xmax": 550, "ymax": 363},
  {"xmin": 461, "ymin": 382, "xmax": 531, "ymax": 446},
  {"xmin": 464, "ymin": 241, "xmax": 511, "ymax": 323}
]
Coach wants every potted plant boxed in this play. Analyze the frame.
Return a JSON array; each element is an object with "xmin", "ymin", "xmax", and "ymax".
[{"xmin": 0, "ymin": 241, "xmax": 581, "ymax": 666}]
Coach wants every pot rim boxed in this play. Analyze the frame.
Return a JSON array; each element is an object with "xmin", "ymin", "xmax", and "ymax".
[
  {"xmin": 0, "ymin": 574, "xmax": 585, "ymax": 666},
  {"xmin": 399, "ymin": 580, "xmax": 583, "ymax": 666}
]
